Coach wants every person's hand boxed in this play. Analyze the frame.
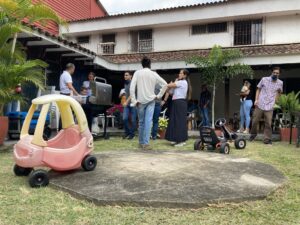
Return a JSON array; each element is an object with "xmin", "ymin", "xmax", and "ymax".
[
  {"xmin": 254, "ymin": 100, "xmax": 259, "ymax": 106},
  {"xmin": 136, "ymin": 102, "xmax": 140, "ymax": 107},
  {"xmin": 161, "ymin": 100, "xmax": 166, "ymax": 106},
  {"xmin": 123, "ymin": 102, "xmax": 127, "ymax": 107}
]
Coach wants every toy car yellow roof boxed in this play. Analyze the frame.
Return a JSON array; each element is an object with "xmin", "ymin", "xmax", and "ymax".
[{"xmin": 21, "ymin": 94, "xmax": 89, "ymax": 147}]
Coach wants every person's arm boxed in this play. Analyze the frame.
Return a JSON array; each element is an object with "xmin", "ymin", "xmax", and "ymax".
[
  {"xmin": 124, "ymin": 96, "xmax": 131, "ymax": 107},
  {"xmin": 161, "ymin": 92, "xmax": 170, "ymax": 106},
  {"xmin": 254, "ymin": 88, "xmax": 261, "ymax": 106},
  {"xmin": 155, "ymin": 73, "xmax": 168, "ymax": 99},
  {"xmin": 167, "ymin": 81, "xmax": 177, "ymax": 89},
  {"xmin": 67, "ymin": 82, "xmax": 79, "ymax": 96},
  {"xmin": 130, "ymin": 73, "xmax": 137, "ymax": 106}
]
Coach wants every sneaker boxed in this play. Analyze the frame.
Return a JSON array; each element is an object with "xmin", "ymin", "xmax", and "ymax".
[
  {"xmin": 174, "ymin": 142, "xmax": 185, "ymax": 147},
  {"xmin": 122, "ymin": 134, "xmax": 129, "ymax": 139},
  {"xmin": 264, "ymin": 139, "xmax": 272, "ymax": 145},
  {"xmin": 243, "ymin": 130, "xmax": 249, "ymax": 134},
  {"xmin": 237, "ymin": 129, "xmax": 244, "ymax": 133},
  {"xmin": 170, "ymin": 142, "xmax": 176, "ymax": 145},
  {"xmin": 142, "ymin": 144, "xmax": 152, "ymax": 150},
  {"xmin": 127, "ymin": 135, "xmax": 135, "ymax": 140},
  {"xmin": 249, "ymin": 134, "xmax": 257, "ymax": 142}
]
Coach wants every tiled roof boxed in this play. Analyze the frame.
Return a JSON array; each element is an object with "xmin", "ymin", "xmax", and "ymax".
[
  {"xmin": 70, "ymin": 0, "xmax": 241, "ymax": 22},
  {"xmin": 22, "ymin": 22, "xmax": 96, "ymax": 56},
  {"xmin": 101, "ymin": 43, "xmax": 300, "ymax": 64}
]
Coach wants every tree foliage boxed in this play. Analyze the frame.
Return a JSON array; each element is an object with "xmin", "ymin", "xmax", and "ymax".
[
  {"xmin": 0, "ymin": 0, "xmax": 65, "ymax": 115},
  {"xmin": 186, "ymin": 45, "xmax": 253, "ymax": 126}
]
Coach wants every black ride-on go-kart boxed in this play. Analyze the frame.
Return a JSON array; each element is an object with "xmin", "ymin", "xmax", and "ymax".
[{"xmin": 194, "ymin": 118, "xmax": 246, "ymax": 154}]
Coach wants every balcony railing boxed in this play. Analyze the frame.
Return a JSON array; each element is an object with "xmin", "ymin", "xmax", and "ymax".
[
  {"xmin": 97, "ymin": 42, "xmax": 115, "ymax": 55},
  {"xmin": 138, "ymin": 39, "xmax": 153, "ymax": 52}
]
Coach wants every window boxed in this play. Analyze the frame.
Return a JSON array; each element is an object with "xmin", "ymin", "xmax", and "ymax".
[
  {"xmin": 100, "ymin": 34, "xmax": 116, "ymax": 54},
  {"xmin": 130, "ymin": 29, "xmax": 153, "ymax": 52},
  {"xmin": 102, "ymin": 34, "xmax": 115, "ymax": 43},
  {"xmin": 191, "ymin": 22, "xmax": 227, "ymax": 35},
  {"xmin": 76, "ymin": 36, "xmax": 90, "ymax": 44},
  {"xmin": 234, "ymin": 19, "xmax": 262, "ymax": 45}
]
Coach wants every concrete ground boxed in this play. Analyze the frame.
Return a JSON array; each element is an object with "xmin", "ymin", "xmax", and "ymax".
[{"xmin": 50, "ymin": 151, "xmax": 285, "ymax": 208}]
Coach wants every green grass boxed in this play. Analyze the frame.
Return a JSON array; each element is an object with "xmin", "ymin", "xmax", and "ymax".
[{"xmin": 0, "ymin": 138, "xmax": 300, "ymax": 225}]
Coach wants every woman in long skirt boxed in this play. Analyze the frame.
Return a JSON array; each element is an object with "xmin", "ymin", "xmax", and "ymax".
[{"xmin": 163, "ymin": 69, "xmax": 192, "ymax": 147}]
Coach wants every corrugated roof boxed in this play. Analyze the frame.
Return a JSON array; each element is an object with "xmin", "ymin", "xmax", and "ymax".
[{"xmin": 70, "ymin": 0, "xmax": 241, "ymax": 22}]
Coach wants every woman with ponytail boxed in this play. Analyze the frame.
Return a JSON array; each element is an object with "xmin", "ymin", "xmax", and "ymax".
[{"xmin": 163, "ymin": 69, "xmax": 192, "ymax": 147}]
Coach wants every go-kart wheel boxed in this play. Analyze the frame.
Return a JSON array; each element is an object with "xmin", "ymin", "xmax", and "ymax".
[
  {"xmin": 234, "ymin": 138, "xmax": 246, "ymax": 149},
  {"xmin": 194, "ymin": 139, "xmax": 202, "ymax": 151},
  {"xmin": 13, "ymin": 164, "xmax": 32, "ymax": 176},
  {"xmin": 215, "ymin": 118, "xmax": 226, "ymax": 128},
  {"xmin": 220, "ymin": 143, "xmax": 230, "ymax": 154},
  {"xmin": 82, "ymin": 155, "xmax": 97, "ymax": 171},
  {"xmin": 28, "ymin": 169, "xmax": 49, "ymax": 188}
]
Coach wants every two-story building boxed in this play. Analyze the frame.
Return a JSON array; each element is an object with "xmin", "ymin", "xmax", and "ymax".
[{"xmin": 57, "ymin": 0, "xmax": 300, "ymax": 118}]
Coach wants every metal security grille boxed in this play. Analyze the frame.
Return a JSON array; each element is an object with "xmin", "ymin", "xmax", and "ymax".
[
  {"xmin": 77, "ymin": 36, "xmax": 90, "ymax": 44},
  {"xmin": 100, "ymin": 34, "xmax": 116, "ymax": 54},
  {"xmin": 192, "ymin": 22, "xmax": 227, "ymax": 35},
  {"xmin": 234, "ymin": 19, "xmax": 262, "ymax": 45},
  {"xmin": 130, "ymin": 29, "xmax": 153, "ymax": 52}
]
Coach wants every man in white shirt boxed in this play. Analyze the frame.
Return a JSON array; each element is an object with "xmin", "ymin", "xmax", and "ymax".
[
  {"xmin": 82, "ymin": 72, "xmax": 95, "ymax": 96},
  {"xmin": 59, "ymin": 63, "xmax": 79, "ymax": 96},
  {"xmin": 130, "ymin": 57, "xmax": 167, "ymax": 150}
]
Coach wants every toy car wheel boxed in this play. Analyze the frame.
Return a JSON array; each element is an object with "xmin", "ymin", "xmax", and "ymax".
[
  {"xmin": 13, "ymin": 164, "xmax": 32, "ymax": 176},
  {"xmin": 234, "ymin": 138, "xmax": 246, "ymax": 149},
  {"xmin": 194, "ymin": 139, "xmax": 202, "ymax": 151},
  {"xmin": 220, "ymin": 143, "xmax": 230, "ymax": 154},
  {"xmin": 82, "ymin": 155, "xmax": 97, "ymax": 171},
  {"xmin": 28, "ymin": 170, "xmax": 49, "ymax": 188}
]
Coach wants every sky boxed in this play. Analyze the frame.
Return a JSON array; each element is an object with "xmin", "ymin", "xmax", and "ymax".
[{"xmin": 100, "ymin": 0, "xmax": 217, "ymax": 14}]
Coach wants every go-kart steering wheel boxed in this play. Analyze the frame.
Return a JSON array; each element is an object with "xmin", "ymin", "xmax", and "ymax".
[{"xmin": 215, "ymin": 118, "xmax": 226, "ymax": 128}]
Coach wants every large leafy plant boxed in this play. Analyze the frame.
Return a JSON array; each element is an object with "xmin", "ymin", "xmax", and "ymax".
[
  {"xmin": 186, "ymin": 45, "xmax": 253, "ymax": 127},
  {"xmin": 0, "ymin": 0, "xmax": 65, "ymax": 116},
  {"xmin": 274, "ymin": 91, "xmax": 300, "ymax": 127}
]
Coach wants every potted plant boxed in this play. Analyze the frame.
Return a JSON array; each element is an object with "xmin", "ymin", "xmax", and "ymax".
[
  {"xmin": 0, "ymin": 0, "xmax": 64, "ymax": 145},
  {"xmin": 158, "ymin": 117, "xmax": 168, "ymax": 139},
  {"xmin": 274, "ymin": 91, "xmax": 300, "ymax": 144}
]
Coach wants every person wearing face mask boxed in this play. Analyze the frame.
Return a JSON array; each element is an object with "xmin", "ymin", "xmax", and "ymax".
[
  {"xmin": 249, "ymin": 67, "xmax": 283, "ymax": 145},
  {"xmin": 122, "ymin": 71, "xmax": 137, "ymax": 140}
]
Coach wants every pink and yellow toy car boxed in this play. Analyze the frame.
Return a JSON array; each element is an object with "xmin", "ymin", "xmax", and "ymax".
[{"xmin": 13, "ymin": 94, "xmax": 97, "ymax": 188}]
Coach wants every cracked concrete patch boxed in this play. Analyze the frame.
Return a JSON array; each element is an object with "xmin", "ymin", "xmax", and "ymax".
[{"xmin": 50, "ymin": 151, "xmax": 286, "ymax": 208}]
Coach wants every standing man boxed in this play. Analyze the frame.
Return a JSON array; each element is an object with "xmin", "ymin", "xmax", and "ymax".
[
  {"xmin": 82, "ymin": 72, "xmax": 95, "ymax": 96},
  {"xmin": 59, "ymin": 63, "xmax": 79, "ymax": 96},
  {"xmin": 123, "ymin": 71, "xmax": 137, "ymax": 140},
  {"xmin": 130, "ymin": 57, "xmax": 167, "ymax": 150},
  {"xmin": 151, "ymin": 84, "xmax": 162, "ymax": 140},
  {"xmin": 199, "ymin": 84, "xmax": 211, "ymax": 127},
  {"xmin": 250, "ymin": 67, "xmax": 283, "ymax": 145}
]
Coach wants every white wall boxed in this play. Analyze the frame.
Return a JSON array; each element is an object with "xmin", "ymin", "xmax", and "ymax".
[
  {"xmin": 153, "ymin": 25, "xmax": 232, "ymax": 52},
  {"xmin": 114, "ymin": 32, "xmax": 129, "ymax": 54},
  {"xmin": 265, "ymin": 14, "xmax": 300, "ymax": 44},
  {"xmin": 62, "ymin": 0, "xmax": 300, "ymax": 35}
]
